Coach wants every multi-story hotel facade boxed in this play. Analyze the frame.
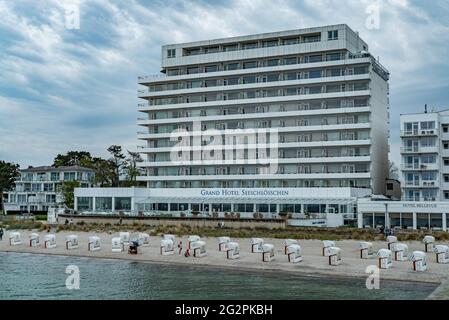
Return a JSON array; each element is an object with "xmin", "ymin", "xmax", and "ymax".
[
  {"xmin": 74, "ymin": 25, "xmax": 390, "ymax": 227},
  {"xmin": 137, "ymin": 24, "xmax": 390, "ymax": 194},
  {"xmin": 4, "ymin": 165, "xmax": 95, "ymax": 214}
]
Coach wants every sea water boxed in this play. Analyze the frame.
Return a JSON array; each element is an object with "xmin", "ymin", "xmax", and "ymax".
[{"xmin": 0, "ymin": 252, "xmax": 436, "ymax": 300}]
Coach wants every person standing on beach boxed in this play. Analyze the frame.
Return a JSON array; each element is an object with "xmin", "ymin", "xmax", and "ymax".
[
  {"xmin": 178, "ymin": 241, "xmax": 183, "ymax": 255},
  {"xmin": 0, "ymin": 227, "xmax": 3, "ymax": 241}
]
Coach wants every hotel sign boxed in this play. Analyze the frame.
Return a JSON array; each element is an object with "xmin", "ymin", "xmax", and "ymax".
[
  {"xmin": 200, "ymin": 189, "xmax": 289, "ymax": 197},
  {"xmin": 402, "ymin": 203, "xmax": 438, "ymax": 209}
]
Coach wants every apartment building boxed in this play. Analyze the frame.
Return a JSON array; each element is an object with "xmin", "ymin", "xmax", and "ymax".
[
  {"xmin": 400, "ymin": 109, "xmax": 449, "ymax": 201},
  {"xmin": 137, "ymin": 24, "xmax": 390, "ymax": 194},
  {"xmin": 3, "ymin": 165, "xmax": 95, "ymax": 214}
]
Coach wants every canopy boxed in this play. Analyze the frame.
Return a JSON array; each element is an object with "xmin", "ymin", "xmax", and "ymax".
[
  {"xmin": 161, "ymin": 239, "xmax": 173, "ymax": 246},
  {"xmin": 188, "ymin": 235, "xmax": 200, "ymax": 242},
  {"xmin": 282, "ymin": 239, "xmax": 298, "ymax": 246},
  {"xmin": 66, "ymin": 235, "xmax": 78, "ymax": 241},
  {"xmin": 251, "ymin": 238, "xmax": 264, "ymax": 244},
  {"xmin": 386, "ymin": 236, "xmax": 397, "ymax": 243},
  {"xmin": 411, "ymin": 251, "xmax": 426, "ymax": 260},
  {"xmin": 226, "ymin": 242, "xmax": 239, "ymax": 250},
  {"xmin": 377, "ymin": 248, "xmax": 392, "ymax": 258},
  {"xmin": 423, "ymin": 235, "xmax": 435, "ymax": 243},
  {"xmin": 163, "ymin": 234, "xmax": 175, "ymax": 241},
  {"xmin": 191, "ymin": 240, "xmax": 206, "ymax": 249},
  {"xmin": 358, "ymin": 241, "xmax": 372, "ymax": 249},
  {"xmin": 323, "ymin": 240, "xmax": 335, "ymax": 248},
  {"xmin": 287, "ymin": 244, "xmax": 301, "ymax": 253},
  {"xmin": 218, "ymin": 236, "xmax": 231, "ymax": 243},
  {"xmin": 435, "ymin": 245, "xmax": 449, "ymax": 253},
  {"xmin": 327, "ymin": 246, "xmax": 341, "ymax": 254},
  {"xmin": 262, "ymin": 243, "xmax": 274, "ymax": 251},
  {"xmin": 89, "ymin": 236, "xmax": 100, "ymax": 241},
  {"xmin": 394, "ymin": 243, "xmax": 408, "ymax": 251}
]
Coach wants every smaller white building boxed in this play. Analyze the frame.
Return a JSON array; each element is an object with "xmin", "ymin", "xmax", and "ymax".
[{"xmin": 357, "ymin": 199, "xmax": 449, "ymax": 231}]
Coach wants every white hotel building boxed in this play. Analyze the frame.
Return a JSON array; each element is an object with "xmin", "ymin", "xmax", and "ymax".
[{"xmin": 75, "ymin": 25, "xmax": 391, "ymax": 227}]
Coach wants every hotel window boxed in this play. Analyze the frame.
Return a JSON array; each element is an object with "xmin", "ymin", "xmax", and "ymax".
[
  {"xmin": 283, "ymin": 38, "xmax": 298, "ymax": 45},
  {"xmin": 444, "ymin": 142, "xmax": 449, "ymax": 149},
  {"xmin": 326, "ymin": 52, "xmax": 341, "ymax": 61},
  {"xmin": 266, "ymin": 59, "xmax": 280, "ymax": 67},
  {"xmin": 284, "ymin": 72, "xmax": 297, "ymax": 81},
  {"xmin": 243, "ymin": 61, "xmax": 257, "ymax": 69},
  {"xmin": 328, "ymin": 30, "xmax": 338, "ymax": 41},
  {"xmin": 445, "ymin": 158, "xmax": 449, "ymax": 166},
  {"xmin": 205, "ymin": 65, "xmax": 218, "ymax": 73},
  {"xmin": 421, "ymin": 121, "xmax": 435, "ymax": 130},
  {"xmin": 443, "ymin": 125, "xmax": 449, "ymax": 133},
  {"xmin": 308, "ymin": 55, "xmax": 323, "ymax": 63},
  {"xmin": 262, "ymin": 39, "xmax": 278, "ymax": 47},
  {"xmin": 309, "ymin": 70, "xmax": 322, "ymax": 78},
  {"xmin": 421, "ymin": 154, "xmax": 436, "ymax": 164},
  {"xmin": 445, "ymin": 192, "xmax": 449, "ymax": 200},
  {"xmin": 242, "ymin": 42, "xmax": 258, "ymax": 50},
  {"xmin": 167, "ymin": 49, "xmax": 176, "ymax": 58},
  {"xmin": 284, "ymin": 57, "xmax": 297, "ymax": 65},
  {"xmin": 225, "ymin": 63, "xmax": 239, "ymax": 71},
  {"xmin": 387, "ymin": 183, "xmax": 393, "ymax": 191},
  {"xmin": 223, "ymin": 44, "xmax": 238, "ymax": 52},
  {"xmin": 115, "ymin": 197, "xmax": 132, "ymax": 211}
]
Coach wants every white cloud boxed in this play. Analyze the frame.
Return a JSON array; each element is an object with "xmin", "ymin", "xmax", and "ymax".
[{"xmin": 1, "ymin": 0, "xmax": 449, "ymax": 169}]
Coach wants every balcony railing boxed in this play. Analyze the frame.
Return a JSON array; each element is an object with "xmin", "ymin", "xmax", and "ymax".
[{"xmin": 400, "ymin": 129, "xmax": 438, "ymax": 137}]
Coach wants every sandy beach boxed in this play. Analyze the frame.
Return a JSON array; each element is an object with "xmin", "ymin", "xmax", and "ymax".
[{"xmin": 1, "ymin": 230, "xmax": 448, "ymax": 285}]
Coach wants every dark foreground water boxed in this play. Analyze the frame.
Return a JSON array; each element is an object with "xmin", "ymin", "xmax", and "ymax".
[{"xmin": 0, "ymin": 252, "xmax": 437, "ymax": 300}]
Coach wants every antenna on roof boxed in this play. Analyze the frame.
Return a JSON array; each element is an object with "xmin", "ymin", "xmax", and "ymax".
[{"xmin": 425, "ymin": 104, "xmax": 428, "ymax": 114}]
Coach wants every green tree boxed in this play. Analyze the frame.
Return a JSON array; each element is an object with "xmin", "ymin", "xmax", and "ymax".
[
  {"xmin": 123, "ymin": 150, "xmax": 143, "ymax": 187},
  {"xmin": 61, "ymin": 181, "xmax": 80, "ymax": 209},
  {"xmin": 0, "ymin": 161, "xmax": 20, "ymax": 213},
  {"xmin": 90, "ymin": 157, "xmax": 115, "ymax": 187},
  {"xmin": 53, "ymin": 151, "xmax": 92, "ymax": 167},
  {"xmin": 107, "ymin": 145, "xmax": 125, "ymax": 187}
]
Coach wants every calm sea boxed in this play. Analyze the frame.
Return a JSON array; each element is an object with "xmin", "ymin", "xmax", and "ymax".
[{"xmin": 0, "ymin": 252, "xmax": 437, "ymax": 300}]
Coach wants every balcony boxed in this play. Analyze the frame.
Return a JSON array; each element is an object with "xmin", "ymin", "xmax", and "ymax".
[
  {"xmin": 401, "ymin": 163, "xmax": 439, "ymax": 171},
  {"xmin": 400, "ymin": 146, "xmax": 439, "ymax": 154},
  {"xmin": 400, "ymin": 129, "xmax": 438, "ymax": 137},
  {"xmin": 403, "ymin": 181, "xmax": 439, "ymax": 188}
]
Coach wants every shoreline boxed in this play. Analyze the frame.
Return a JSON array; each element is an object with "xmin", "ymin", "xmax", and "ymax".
[
  {"xmin": 1, "ymin": 230, "xmax": 448, "ymax": 286},
  {"xmin": 0, "ymin": 249, "xmax": 440, "ymax": 288}
]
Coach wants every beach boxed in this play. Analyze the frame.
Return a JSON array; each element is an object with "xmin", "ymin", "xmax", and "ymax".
[{"xmin": 2, "ymin": 230, "xmax": 449, "ymax": 287}]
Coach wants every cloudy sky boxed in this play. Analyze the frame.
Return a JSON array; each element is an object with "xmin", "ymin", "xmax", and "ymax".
[{"xmin": 1, "ymin": 0, "xmax": 449, "ymax": 168}]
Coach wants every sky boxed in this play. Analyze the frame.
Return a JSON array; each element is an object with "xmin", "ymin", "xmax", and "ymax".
[{"xmin": 1, "ymin": 0, "xmax": 449, "ymax": 168}]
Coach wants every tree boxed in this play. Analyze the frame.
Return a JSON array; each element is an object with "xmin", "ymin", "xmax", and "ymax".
[
  {"xmin": 107, "ymin": 145, "xmax": 125, "ymax": 187},
  {"xmin": 388, "ymin": 161, "xmax": 399, "ymax": 180},
  {"xmin": 53, "ymin": 151, "xmax": 92, "ymax": 167},
  {"xmin": 123, "ymin": 150, "xmax": 143, "ymax": 187},
  {"xmin": 90, "ymin": 157, "xmax": 115, "ymax": 187},
  {"xmin": 61, "ymin": 181, "xmax": 80, "ymax": 209},
  {"xmin": 0, "ymin": 161, "xmax": 20, "ymax": 213}
]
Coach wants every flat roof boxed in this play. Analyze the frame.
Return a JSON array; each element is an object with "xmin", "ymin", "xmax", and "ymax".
[
  {"xmin": 163, "ymin": 24, "xmax": 359, "ymax": 49},
  {"xmin": 21, "ymin": 165, "xmax": 95, "ymax": 173}
]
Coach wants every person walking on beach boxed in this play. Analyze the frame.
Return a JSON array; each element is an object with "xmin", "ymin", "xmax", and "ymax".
[
  {"xmin": 178, "ymin": 241, "xmax": 183, "ymax": 255},
  {"xmin": 0, "ymin": 227, "xmax": 3, "ymax": 241}
]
